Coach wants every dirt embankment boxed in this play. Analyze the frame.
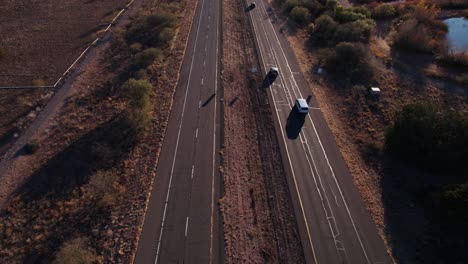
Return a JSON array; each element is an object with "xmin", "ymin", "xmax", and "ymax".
[
  {"xmin": 0, "ymin": 0, "xmax": 197, "ymax": 262},
  {"xmin": 220, "ymin": 0, "xmax": 304, "ymax": 262}
]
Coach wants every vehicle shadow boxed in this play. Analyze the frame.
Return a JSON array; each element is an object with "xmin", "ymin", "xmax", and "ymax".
[
  {"xmin": 285, "ymin": 107, "xmax": 305, "ymax": 139},
  {"xmin": 262, "ymin": 73, "xmax": 276, "ymax": 88}
]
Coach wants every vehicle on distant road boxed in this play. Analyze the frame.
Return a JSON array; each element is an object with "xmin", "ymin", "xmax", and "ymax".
[{"xmin": 295, "ymin": 98, "xmax": 309, "ymax": 114}]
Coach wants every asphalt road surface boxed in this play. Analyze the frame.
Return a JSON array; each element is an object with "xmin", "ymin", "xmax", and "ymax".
[
  {"xmin": 247, "ymin": 1, "xmax": 392, "ymax": 263},
  {"xmin": 133, "ymin": 0, "xmax": 222, "ymax": 262}
]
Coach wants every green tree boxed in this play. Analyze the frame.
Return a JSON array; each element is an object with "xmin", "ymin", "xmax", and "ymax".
[
  {"xmin": 289, "ymin": 6, "xmax": 312, "ymax": 25},
  {"xmin": 325, "ymin": 42, "xmax": 375, "ymax": 82},
  {"xmin": 385, "ymin": 103, "xmax": 468, "ymax": 172},
  {"xmin": 312, "ymin": 14, "xmax": 338, "ymax": 44}
]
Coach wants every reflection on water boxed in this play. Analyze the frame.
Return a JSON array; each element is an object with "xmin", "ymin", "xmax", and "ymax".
[{"xmin": 444, "ymin": 17, "xmax": 468, "ymax": 52}]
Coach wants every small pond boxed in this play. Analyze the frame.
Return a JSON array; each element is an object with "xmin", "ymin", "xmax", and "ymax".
[{"xmin": 443, "ymin": 17, "xmax": 468, "ymax": 52}]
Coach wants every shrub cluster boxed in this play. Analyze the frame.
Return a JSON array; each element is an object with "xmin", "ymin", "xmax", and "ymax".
[
  {"xmin": 312, "ymin": 6, "xmax": 375, "ymax": 45},
  {"xmin": 392, "ymin": 0, "xmax": 447, "ymax": 53},
  {"xmin": 385, "ymin": 103, "xmax": 468, "ymax": 173}
]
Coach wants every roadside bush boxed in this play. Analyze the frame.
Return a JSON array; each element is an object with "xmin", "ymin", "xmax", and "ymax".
[
  {"xmin": 289, "ymin": 6, "xmax": 312, "ymax": 25},
  {"xmin": 53, "ymin": 238, "xmax": 97, "ymax": 264},
  {"xmin": 385, "ymin": 103, "xmax": 468, "ymax": 173},
  {"xmin": 312, "ymin": 14, "xmax": 338, "ymax": 44},
  {"xmin": 121, "ymin": 78, "xmax": 153, "ymax": 109},
  {"xmin": 372, "ymin": 3, "xmax": 395, "ymax": 19},
  {"xmin": 126, "ymin": 12, "xmax": 177, "ymax": 48},
  {"xmin": 284, "ymin": 0, "xmax": 300, "ymax": 13},
  {"xmin": 89, "ymin": 170, "xmax": 120, "ymax": 208},
  {"xmin": 135, "ymin": 48, "xmax": 161, "ymax": 68},
  {"xmin": 325, "ymin": 42, "xmax": 375, "ymax": 82},
  {"xmin": 334, "ymin": 18, "xmax": 375, "ymax": 43},
  {"xmin": 121, "ymin": 79, "xmax": 153, "ymax": 132}
]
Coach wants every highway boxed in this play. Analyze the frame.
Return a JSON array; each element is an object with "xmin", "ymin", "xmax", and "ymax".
[
  {"xmin": 133, "ymin": 0, "xmax": 222, "ymax": 262},
  {"xmin": 247, "ymin": 1, "xmax": 392, "ymax": 263}
]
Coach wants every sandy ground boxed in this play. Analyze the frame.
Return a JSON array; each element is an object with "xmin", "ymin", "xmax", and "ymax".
[
  {"xmin": 0, "ymin": 0, "xmax": 198, "ymax": 262},
  {"xmin": 220, "ymin": 0, "xmax": 305, "ymax": 262}
]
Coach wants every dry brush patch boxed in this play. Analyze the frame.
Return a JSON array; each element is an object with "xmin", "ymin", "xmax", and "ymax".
[{"xmin": 220, "ymin": 0, "xmax": 304, "ymax": 262}]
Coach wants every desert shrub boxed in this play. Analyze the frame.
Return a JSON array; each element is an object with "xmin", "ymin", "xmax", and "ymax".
[
  {"xmin": 436, "ymin": 52, "xmax": 468, "ymax": 68},
  {"xmin": 334, "ymin": 18, "xmax": 375, "ymax": 43},
  {"xmin": 121, "ymin": 79, "xmax": 153, "ymax": 132},
  {"xmin": 455, "ymin": 74, "xmax": 468, "ymax": 85},
  {"xmin": 325, "ymin": 0, "xmax": 337, "ymax": 10},
  {"xmin": 325, "ymin": 42, "xmax": 375, "ymax": 82},
  {"xmin": 129, "ymin": 42, "xmax": 143, "ymax": 53},
  {"xmin": 89, "ymin": 170, "xmax": 119, "ymax": 208},
  {"xmin": 334, "ymin": 6, "xmax": 370, "ymax": 23},
  {"xmin": 312, "ymin": 14, "xmax": 338, "ymax": 44},
  {"xmin": 385, "ymin": 103, "xmax": 468, "ymax": 173},
  {"xmin": 53, "ymin": 238, "xmax": 97, "ymax": 264},
  {"xmin": 372, "ymin": 3, "xmax": 395, "ymax": 19},
  {"xmin": 284, "ymin": 0, "xmax": 300, "ymax": 13},
  {"xmin": 32, "ymin": 79, "xmax": 46, "ymax": 87},
  {"xmin": 289, "ymin": 6, "xmax": 312, "ymax": 25},
  {"xmin": 135, "ymin": 48, "xmax": 161, "ymax": 68},
  {"xmin": 126, "ymin": 12, "xmax": 176, "ymax": 48},
  {"xmin": 121, "ymin": 78, "xmax": 153, "ymax": 109},
  {"xmin": 392, "ymin": 19, "xmax": 434, "ymax": 52},
  {"xmin": 436, "ymin": 183, "xmax": 468, "ymax": 230}
]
